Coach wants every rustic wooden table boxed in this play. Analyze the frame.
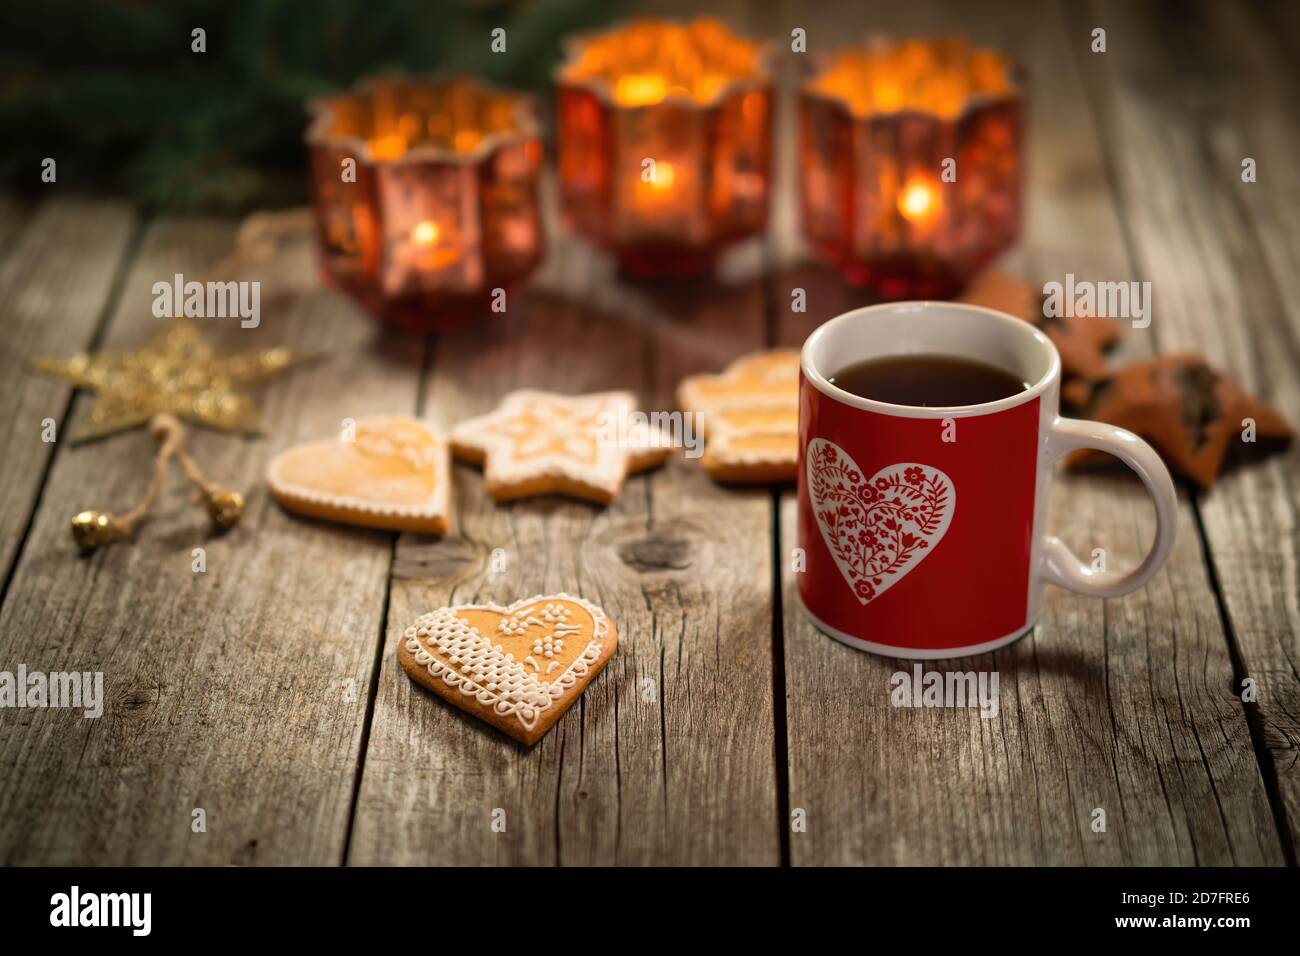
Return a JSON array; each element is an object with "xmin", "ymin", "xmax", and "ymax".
[{"xmin": 0, "ymin": 0, "xmax": 1296, "ymax": 866}]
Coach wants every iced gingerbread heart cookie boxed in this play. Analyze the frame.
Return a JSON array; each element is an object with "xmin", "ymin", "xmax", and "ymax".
[
  {"xmin": 678, "ymin": 349, "xmax": 799, "ymax": 483},
  {"xmin": 267, "ymin": 416, "xmax": 450, "ymax": 534},
  {"xmin": 450, "ymin": 390, "xmax": 671, "ymax": 504},
  {"xmin": 398, "ymin": 594, "xmax": 617, "ymax": 745}
]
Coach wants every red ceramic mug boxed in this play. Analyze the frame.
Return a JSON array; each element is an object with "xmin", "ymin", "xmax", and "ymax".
[{"xmin": 796, "ymin": 301, "xmax": 1178, "ymax": 658}]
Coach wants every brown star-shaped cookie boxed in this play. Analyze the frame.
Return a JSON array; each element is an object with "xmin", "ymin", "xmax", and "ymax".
[
  {"xmin": 958, "ymin": 271, "xmax": 1120, "ymax": 381},
  {"xmin": 1064, "ymin": 355, "xmax": 1293, "ymax": 489}
]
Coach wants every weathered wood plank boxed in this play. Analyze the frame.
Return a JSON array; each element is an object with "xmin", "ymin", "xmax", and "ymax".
[
  {"xmin": 0, "ymin": 195, "xmax": 36, "ymax": 253},
  {"xmin": 0, "ymin": 218, "xmax": 418, "ymax": 864},
  {"xmin": 1072, "ymin": 0, "xmax": 1300, "ymax": 857},
  {"xmin": 0, "ymin": 198, "xmax": 136, "ymax": 591},
  {"xmin": 348, "ymin": 199, "xmax": 781, "ymax": 864},
  {"xmin": 762, "ymin": 0, "xmax": 1281, "ymax": 864}
]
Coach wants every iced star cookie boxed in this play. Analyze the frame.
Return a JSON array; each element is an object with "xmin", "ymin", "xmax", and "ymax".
[
  {"xmin": 678, "ymin": 349, "xmax": 799, "ymax": 483},
  {"xmin": 450, "ymin": 390, "xmax": 671, "ymax": 504},
  {"xmin": 398, "ymin": 594, "xmax": 617, "ymax": 745},
  {"xmin": 267, "ymin": 416, "xmax": 450, "ymax": 534}
]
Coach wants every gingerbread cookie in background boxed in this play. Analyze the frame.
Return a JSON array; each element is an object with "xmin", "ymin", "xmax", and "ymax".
[
  {"xmin": 677, "ymin": 349, "xmax": 800, "ymax": 484},
  {"xmin": 398, "ymin": 595, "xmax": 617, "ymax": 745},
  {"xmin": 267, "ymin": 416, "xmax": 451, "ymax": 534},
  {"xmin": 1063, "ymin": 355, "xmax": 1293, "ymax": 489},
  {"xmin": 451, "ymin": 390, "xmax": 671, "ymax": 504},
  {"xmin": 958, "ymin": 271, "xmax": 1120, "ymax": 381}
]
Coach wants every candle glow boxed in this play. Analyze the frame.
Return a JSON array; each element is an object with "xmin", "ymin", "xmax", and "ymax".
[
  {"xmin": 561, "ymin": 19, "xmax": 764, "ymax": 107},
  {"xmin": 799, "ymin": 37, "xmax": 1022, "ymax": 298},
  {"xmin": 615, "ymin": 74, "xmax": 668, "ymax": 106},
  {"xmin": 648, "ymin": 162, "xmax": 675, "ymax": 192},
  {"xmin": 808, "ymin": 37, "xmax": 1013, "ymax": 119},
  {"xmin": 411, "ymin": 221, "xmax": 440, "ymax": 246},
  {"xmin": 306, "ymin": 75, "xmax": 544, "ymax": 331},
  {"xmin": 555, "ymin": 18, "xmax": 774, "ymax": 279},
  {"xmin": 898, "ymin": 178, "xmax": 939, "ymax": 223}
]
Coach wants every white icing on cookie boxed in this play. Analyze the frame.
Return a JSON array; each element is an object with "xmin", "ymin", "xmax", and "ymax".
[
  {"xmin": 678, "ymin": 351, "xmax": 799, "ymax": 469},
  {"xmin": 403, "ymin": 593, "xmax": 610, "ymax": 734},
  {"xmin": 450, "ymin": 390, "xmax": 670, "ymax": 497}
]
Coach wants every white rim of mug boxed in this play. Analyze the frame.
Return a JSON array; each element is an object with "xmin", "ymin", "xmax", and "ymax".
[{"xmin": 800, "ymin": 300, "xmax": 1062, "ymax": 419}]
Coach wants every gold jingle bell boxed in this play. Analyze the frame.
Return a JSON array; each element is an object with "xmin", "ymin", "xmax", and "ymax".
[
  {"xmin": 205, "ymin": 489, "xmax": 245, "ymax": 531},
  {"xmin": 71, "ymin": 510, "xmax": 115, "ymax": 552}
]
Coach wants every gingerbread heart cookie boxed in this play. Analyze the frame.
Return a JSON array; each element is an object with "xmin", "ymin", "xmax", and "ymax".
[
  {"xmin": 450, "ymin": 390, "xmax": 671, "ymax": 504},
  {"xmin": 677, "ymin": 349, "xmax": 799, "ymax": 483},
  {"xmin": 267, "ymin": 416, "xmax": 450, "ymax": 534},
  {"xmin": 398, "ymin": 594, "xmax": 617, "ymax": 745}
]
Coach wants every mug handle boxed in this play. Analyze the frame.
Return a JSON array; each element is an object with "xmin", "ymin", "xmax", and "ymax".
[{"xmin": 1038, "ymin": 417, "xmax": 1178, "ymax": 598}]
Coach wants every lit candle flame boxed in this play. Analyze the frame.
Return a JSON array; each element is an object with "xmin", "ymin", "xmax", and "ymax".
[
  {"xmin": 649, "ymin": 162, "xmax": 676, "ymax": 192},
  {"xmin": 411, "ymin": 221, "xmax": 441, "ymax": 246},
  {"xmin": 898, "ymin": 178, "xmax": 939, "ymax": 223}
]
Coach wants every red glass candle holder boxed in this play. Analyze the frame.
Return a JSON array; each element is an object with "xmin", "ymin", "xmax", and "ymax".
[
  {"xmin": 306, "ymin": 75, "xmax": 544, "ymax": 332},
  {"xmin": 800, "ymin": 38, "xmax": 1022, "ymax": 300},
  {"xmin": 555, "ymin": 18, "xmax": 774, "ymax": 280}
]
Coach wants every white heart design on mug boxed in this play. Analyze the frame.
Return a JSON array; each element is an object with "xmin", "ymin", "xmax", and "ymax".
[{"xmin": 806, "ymin": 438, "xmax": 955, "ymax": 606}]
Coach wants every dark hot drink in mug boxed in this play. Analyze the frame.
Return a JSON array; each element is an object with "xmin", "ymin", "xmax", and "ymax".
[{"xmin": 828, "ymin": 354, "xmax": 1030, "ymax": 407}]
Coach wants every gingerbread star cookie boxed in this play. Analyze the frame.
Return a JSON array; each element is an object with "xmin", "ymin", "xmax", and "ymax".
[
  {"xmin": 450, "ymin": 390, "xmax": 671, "ymax": 504},
  {"xmin": 268, "ymin": 416, "xmax": 450, "ymax": 533},
  {"xmin": 958, "ymin": 271, "xmax": 1120, "ymax": 381},
  {"xmin": 398, "ymin": 594, "xmax": 617, "ymax": 745},
  {"xmin": 1064, "ymin": 355, "xmax": 1293, "ymax": 489},
  {"xmin": 677, "ymin": 350, "xmax": 800, "ymax": 483}
]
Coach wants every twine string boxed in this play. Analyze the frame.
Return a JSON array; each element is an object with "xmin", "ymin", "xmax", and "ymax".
[{"xmin": 107, "ymin": 414, "xmax": 218, "ymax": 540}]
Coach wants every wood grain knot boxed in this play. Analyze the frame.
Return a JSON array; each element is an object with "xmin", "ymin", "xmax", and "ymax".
[{"xmin": 617, "ymin": 534, "xmax": 693, "ymax": 572}]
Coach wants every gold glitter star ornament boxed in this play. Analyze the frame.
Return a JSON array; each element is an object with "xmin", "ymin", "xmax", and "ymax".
[{"xmin": 32, "ymin": 319, "xmax": 301, "ymax": 440}]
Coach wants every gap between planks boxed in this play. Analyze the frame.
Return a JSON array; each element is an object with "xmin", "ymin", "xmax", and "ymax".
[{"xmin": 341, "ymin": 330, "xmax": 437, "ymax": 864}]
